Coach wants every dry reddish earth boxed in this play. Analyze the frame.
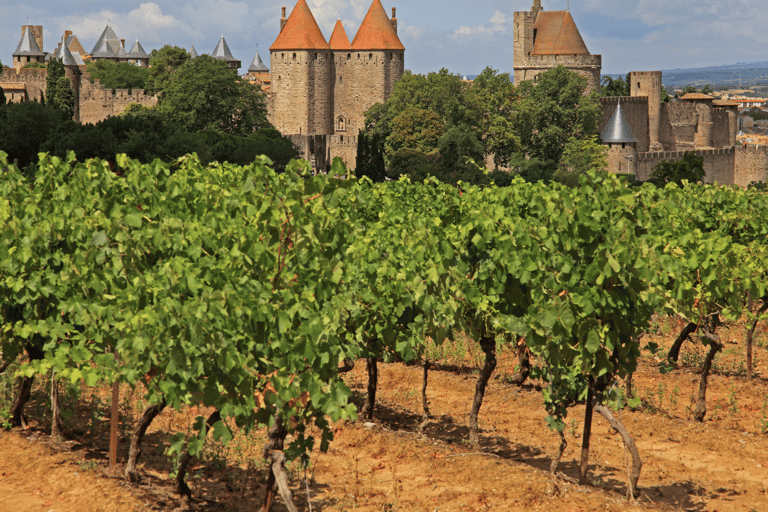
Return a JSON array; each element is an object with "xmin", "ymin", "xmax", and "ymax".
[{"xmin": 1, "ymin": 317, "xmax": 768, "ymax": 511}]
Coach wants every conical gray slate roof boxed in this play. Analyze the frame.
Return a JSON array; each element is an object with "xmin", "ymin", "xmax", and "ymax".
[
  {"xmin": 60, "ymin": 44, "xmax": 78, "ymax": 66},
  {"xmin": 128, "ymin": 40, "xmax": 149, "ymax": 59},
  {"xmin": 91, "ymin": 25, "xmax": 122, "ymax": 57},
  {"xmin": 13, "ymin": 26, "xmax": 45, "ymax": 57},
  {"xmin": 212, "ymin": 34, "xmax": 237, "ymax": 62},
  {"xmin": 601, "ymin": 100, "xmax": 637, "ymax": 144},
  {"xmin": 115, "ymin": 42, "xmax": 129, "ymax": 59},
  {"xmin": 189, "ymin": 45, "xmax": 198, "ymax": 58},
  {"xmin": 248, "ymin": 48, "xmax": 269, "ymax": 72}
]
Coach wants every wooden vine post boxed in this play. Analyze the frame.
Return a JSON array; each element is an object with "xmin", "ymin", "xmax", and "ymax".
[{"xmin": 110, "ymin": 352, "xmax": 119, "ymax": 468}]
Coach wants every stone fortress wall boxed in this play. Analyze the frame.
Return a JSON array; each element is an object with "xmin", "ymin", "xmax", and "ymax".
[{"xmin": 78, "ymin": 77, "xmax": 158, "ymax": 124}]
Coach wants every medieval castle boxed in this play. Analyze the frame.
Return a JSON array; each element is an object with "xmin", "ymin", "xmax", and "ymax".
[
  {"xmin": 2, "ymin": 0, "xmax": 766, "ymax": 185},
  {"xmin": 513, "ymin": 0, "xmax": 767, "ymax": 186}
]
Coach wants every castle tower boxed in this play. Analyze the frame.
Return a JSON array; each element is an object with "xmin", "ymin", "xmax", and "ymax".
[
  {"xmin": 270, "ymin": 0, "xmax": 333, "ymax": 135},
  {"xmin": 329, "ymin": 19, "xmax": 352, "ymax": 134},
  {"xmin": 601, "ymin": 99, "xmax": 637, "ymax": 175},
  {"xmin": 60, "ymin": 43, "xmax": 81, "ymax": 122},
  {"xmin": 90, "ymin": 25, "xmax": 122, "ymax": 63},
  {"xmin": 513, "ymin": 1, "xmax": 601, "ymax": 92},
  {"xmin": 630, "ymin": 71, "xmax": 663, "ymax": 151},
  {"xmin": 128, "ymin": 39, "xmax": 150, "ymax": 68},
  {"xmin": 13, "ymin": 25, "xmax": 45, "ymax": 71},
  {"xmin": 347, "ymin": 0, "xmax": 405, "ymax": 134},
  {"xmin": 189, "ymin": 45, "xmax": 198, "ymax": 58},
  {"xmin": 212, "ymin": 34, "xmax": 241, "ymax": 69}
]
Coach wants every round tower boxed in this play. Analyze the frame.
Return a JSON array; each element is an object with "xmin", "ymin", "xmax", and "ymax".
[
  {"xmin": 601, "ymin": 99, "xmax": 638, "ymax": 176},
  {"xmin": 270, "ymin": 0, "xmax": 332, "ymax": 135},
  {"xmin": 630, "ymin": 71, "xmax": 663, "ymax": 152},
  {"xmin": 348, "ymin": 0, "xmax": 405, "ymax": 134}
]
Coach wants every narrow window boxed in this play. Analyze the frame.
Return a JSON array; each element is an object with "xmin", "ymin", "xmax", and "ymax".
[
  {"xmin": 339, "ymin": 75, "xmax": 343, "ymax": 84},
  {"xmin": 293, "ymin": 53, "xmax": 296, "ymax": 60}
]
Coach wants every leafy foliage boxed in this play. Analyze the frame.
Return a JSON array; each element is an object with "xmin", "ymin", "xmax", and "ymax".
[
  {"xmin": 0, "ymin": 101, "xmax": 64, "ymax": 168},
  {"xmin": 647, "ymin": 151, "xmax": 705, "ymax": 187},
  {"xmin": 46, "ymin": 59, "xmax": 75, "ymax": 119},
  {"xmin": 145, "ymin": 45, "xmax": 189, "ymax": 96},
  {"xmin": 157, "ymin": 55, "xmax": 269, "ymax": 136},
  {"xmin": 86, "ymin": 60, "xmax": 151, "ymax": 91},
  {"xmin": 355, "ymin": 131, "xmax": 386, "ymax": 182}
]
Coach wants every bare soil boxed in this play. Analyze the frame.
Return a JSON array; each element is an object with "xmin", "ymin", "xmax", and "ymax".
[{"xmin": 1, "ymin": 316, "xmax": 768, "ymax": 511}]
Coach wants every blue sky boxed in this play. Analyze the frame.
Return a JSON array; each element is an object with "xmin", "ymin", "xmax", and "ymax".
[{"xmin": 3, "ymin": 0, "xmax": 767, "ymax": 76}]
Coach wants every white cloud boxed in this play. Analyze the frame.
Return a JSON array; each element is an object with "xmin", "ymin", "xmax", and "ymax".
[
  {"xmin": 400, "ymin": 23, "xmax": 427, "ymax": 42},
  {"xmin": 451, "ymin": 10, "xmax": 509, "ymax": 39}
]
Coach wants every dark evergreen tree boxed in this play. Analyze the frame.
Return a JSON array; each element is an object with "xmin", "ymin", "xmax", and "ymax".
[
  {"xmin": 355, "ymin": 131, "xmax": 386, "ymax": 183},
  {"xmin": 648, "ymin": 151, "xmax": 705, "ymax": 187},
  {"xmin": 46, "ymin": 59, "xmax": 75, "ymax": 119}
]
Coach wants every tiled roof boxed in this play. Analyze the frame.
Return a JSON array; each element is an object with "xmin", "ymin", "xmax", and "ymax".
[
  {"xmin": 189, "ymin": 45, "xmax": 198, "ymax": 58},
  {"xmin": 0, "ymin": 82, "xmax": 27, "ymax": 90},
  {"xmin": 212, "ymin": 34, "xmax": 238, "ymax": 62},
  {"xmin": 129, "ymin": 40, "xmax": 149, "ymax": 59},
  {"xmin": 681, "ymin": 93, "xmax": 714, "ymax": 100},
  {"xmin": 531, "ymin": 11, "xmax": 590, "ymax": 55},
  {"xmin": 13, "ymin": 26, "xmax": 45, "ymax": 57},
  {"xmin": 713, "ymin": 99, "xmax": 739, "ymax": 106},
  {"xmin": 91, "ymin": 25, "xmax": 122, "ymax": 57},
  {"xmin": 601, "ymin": 100, "xmax": 637, "ymax": 144},
  {"xmin": 351, "ymin": 0, "xmax": 404, "ymax": 50},
  {"xmin": 270, "ymin": 0, "xmax": 330, "ymax": 50},
  {"xmin": 248, "ymin": 48, "xmax": 269, "ymax": 72},
  {"xmin": 329, "ymin": 20, "xmax": 351, "ymax": 49}
]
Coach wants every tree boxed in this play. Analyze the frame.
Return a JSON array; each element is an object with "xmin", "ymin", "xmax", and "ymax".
[
  {"xmin": 466, "ymin": 67, "xmax": 520, "ymax": 168},
  {"xmin": 508, "ymin": 153, "xmax": 557, "ymax": 183},
  {"xmin": 46, "ymin": 59, "xmax": 75, "ymax": 119},
  {"xmin": 157, "ymin": 55, "xmax": 269, "ymax": 136},
  {"xmin": 0, "ymin": 85, "xmax": 5, "ymax": 107},
  {"xmin": 647, "ymin": 151, "xmax": 705, "ymax": 187},
  {"xmin": 516, "ymin": 66, "xmax": 601, "ymax": 164},
  {"xmin": 387, "ymin": 148, "xmax": 440, "ymax": 182},
  {"xmin": 145, "ymin": 45, "xmax": 189, "ymax": 96},
  {"xmin": 22, "ymin": 62, "xmax": 46, "ymax": 69},
  {"xmin": 0, "ymin": 100, "xmax": 64, "ymax": 168},
  {"xmin": 436, "ymin": 125, "xmax": 486, "ymax": 185},
  {"xmin": 86, "ymin": 60, "xmax": 150, "ymax": 91},
  {"xmin": 355, "ymin": 131, "xmax": 386, "ymax": 182},
  {"xmin": 600, "ymin": 76, "xmax": 629, "ymax": 97},
  {"xmin": 386, "ymin": 107, "xmax": 444, "ymax": 161},
  {"xmin": 553, "ymin": 135, "xmax": 609, "ymax": 187}
]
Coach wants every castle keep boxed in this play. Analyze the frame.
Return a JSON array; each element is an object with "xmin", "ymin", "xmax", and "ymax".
[
  {"xmin": 514, "ymin": 0, "xmax": 767, "ymax": 186},
  {"xmin": 268, "ymin": 0, "xmax": 405, "ymax": 170}
]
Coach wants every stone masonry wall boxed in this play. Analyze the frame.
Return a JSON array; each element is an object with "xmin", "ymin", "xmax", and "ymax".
[
  {"xmin": 1, "ymin": 68, "xmax": 46, "ymax": 103},
  {"xmin": 660, "ymin": 102, "xmax": 696, "ymax": 151},
  {"xmin": 711, "ymin": 108, "xmax": 731, "ymax": 149},
  {"xmin": 600, "ymin": 97, "xmax": 649, "ymax": 152},
  {"xmin": 636, "ymin": 147, "xmax": 735, "ymax": 184},
  {"xmin": 734, "ymin": 145, "xmax": 768, "ymax": 187},
  {"xmin": 514, "ymin": 53, "xmax": 601, "ymax": 92},
  {"xmin": 78, "ymin": 75, "xmax": 157, "ymax": 124},
  {"xmin": 346, "ymin": 50, "xmax": 404, "ymax": 137},
  {"xmin": 270, "ymin": 51, "xmax": 311, "ymax": 134},
  {"xmin": 327, "ymin": 134, "xmax": 358, "ymax": 171}
]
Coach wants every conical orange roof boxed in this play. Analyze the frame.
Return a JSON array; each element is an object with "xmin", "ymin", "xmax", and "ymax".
[
  {"xmin": 531, "ymin": 11, "xmax": 589, "ymax": 55},
  {"xmin": 329, "ymin": 20, "xmax": 351, "ymax": 49},
  {"xmin": 351, "ymin": 0, "xmax": 404, "ymax": 50},
  {"xmin": 270, "ymin": 0, "xmax": 330, "ymax": 51}
]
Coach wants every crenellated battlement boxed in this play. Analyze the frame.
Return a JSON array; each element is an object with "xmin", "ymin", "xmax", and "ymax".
[
  {"xmin": 600, "ymin": 96, "xmax": 648, "ymax": 105},
  {"xmin": 517, "ymin": 53, "xmax": 601, "ymax": 68},
  {"xmin": 638, "ymin": 147, "xmax": 735, "ymax": 160}
]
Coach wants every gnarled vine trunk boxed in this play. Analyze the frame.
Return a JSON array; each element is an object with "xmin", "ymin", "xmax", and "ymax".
[
  {"xmin": 418, "ymin": 360, "xmax": 431, "ymax": 434},
  {"xmin": 578, "ymin": 381, "xmax": 595, "ymax": 485},
  {"xmin": 10, "ymin": 343, "xmax": 44, "ymax": 428},
  {"xmin": 361, "ymin": 339, "xmax": 379, "ymax": 421},
  {"xmin": 746, "ymin": 299, "xmax": 768, "ymax": 382},
  {"xmin": 693, "ymin": 334, "xmax": 722, "ymax": 422},
  {"xmin": 667, "ymin": 321, "xmax": 698, "ymax": 363},
  {"xmin": 594, "ymin": 401, "xmax": 642, "ymax": 497},
  {"xmin": 505, "ymin": 341, "xmax": 530, "ymax": 386},
  {"xmin": 259, "ymin": 417, "xmax": 298, "ymax": 512},
  {"xmin": 125, "ymin": 399, "xmax": 167, "ymax": 482},
  {"xmin": 51, "ymin": 370, "xmax": 63, "ymax": 439},
  {"xmin": 176, "ymin": 410, "xmax": 221, "ymax": 501},
  {"xmin": 469, "ymin": 335, "xmax": 497, "ymax": 449}
]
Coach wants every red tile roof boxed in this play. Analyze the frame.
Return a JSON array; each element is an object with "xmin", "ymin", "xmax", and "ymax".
[
  {"xmin": 681, "ymin": 93, "xmax": 714, "ymax": 100},
  {"xmin": 329, "ymin": 20, "xmax": 351, "ymax": 49},
  {"xmin": 713, "ymin": 99, "xmax": 738, "ymax": 106},
  {"xmin": 270, "ymin": 0, "xmax": 330, "ymax": 51},
  {"xmin": 531, "ymin": 11, "xmax": 590, "ymax": 55},
  {"xmin": 351, "ymin": 0, "xmax": 404, "ymax": 50}
]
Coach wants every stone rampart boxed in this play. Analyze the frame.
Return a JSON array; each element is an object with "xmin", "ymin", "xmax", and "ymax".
[
  {"xmin": 636, "ymin": 147, "xmax": 735, "ymax": 184},
  {"xmin": 734, "ymin": 144, "xmax": 768, "ymax": 187},
  {"xmin": 78, "ymin": 76, "xmax": 157, "ymax": 124},
  {"xmin": 1, "ymin": 68, "xmax": 46, "ymax": 102},
  {"xmin": 711, "ymin": 108, "xmax": 732, "ymax": 149},
  {"xmin": 660, "ymin": 102, "xmax": 696, "ymax": 151}
]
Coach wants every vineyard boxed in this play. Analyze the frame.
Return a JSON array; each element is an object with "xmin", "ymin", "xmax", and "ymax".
[{"xmin": 1, "ymin": 152, "xmax": 768, "ymax": 511}]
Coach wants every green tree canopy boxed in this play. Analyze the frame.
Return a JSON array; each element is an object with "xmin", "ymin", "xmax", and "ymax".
[
  {"xmin": 157, "ymin": 55, "xmax": 269, "ymax": 136},
  {"xmin": 436, "ymin": 125, "xmax": 487, "ymax": 185},
  {"xmin": 647, "ymin": 151, "xmax": 705, "ymax": 187},
  {"xmin": 22, "ymin": 61, "xmax": 47, "ymax": 69},
  {"xmin": 45, "ymin": 59, "xmax": 75, "ymax": 120},
  {"xmin": 466, "ymin": 67, "xmax": 520, "ymax": 168},
  {"xmin": 355, "ymin": 131, "xmax": 386, "ymax": 182},
  {"xmin": 516, "ymin": 66, "xmax": 601, "ymax": 163},
  {"xmin": 552, "ymin": 135, "xmax": 609, "ymax": 187},
  {"xmin": 146, "ymin": 45, "xmax": 189, "ymax": 95},
  {"xmin": 600, "ymin": 76, "xmax": 630, "ymax": 97},
  {"xmin": 386, "ymin": 106, "xmax": 445, "ymax": 160},
  {"xmin": 0, "ymin": 100, "xmax": 64, "ymax": 168},
  {"xmin": 86, "ymin": 60, "xmax": 150, "ymax": 91}
]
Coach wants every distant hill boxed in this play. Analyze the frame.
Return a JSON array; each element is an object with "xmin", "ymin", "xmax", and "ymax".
[{"xmin": 604, "ymin": 61, "xmax": 768, "ymax": 89}]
